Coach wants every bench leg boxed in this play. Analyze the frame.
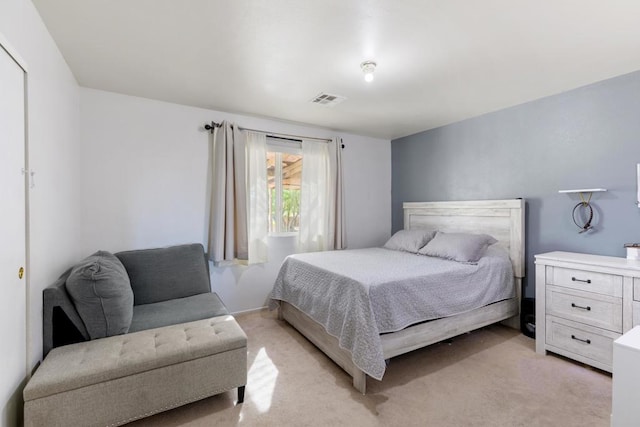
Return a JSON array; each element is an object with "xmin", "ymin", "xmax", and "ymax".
[{"xmin": 237, "ymin": 386, "xmax": 245, "ymax": 404}]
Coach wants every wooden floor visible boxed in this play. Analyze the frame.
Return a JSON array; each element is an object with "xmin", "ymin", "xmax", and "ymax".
[{"xmin": 129, "ymin": 310, "xmax": 612, "ymax": 427}]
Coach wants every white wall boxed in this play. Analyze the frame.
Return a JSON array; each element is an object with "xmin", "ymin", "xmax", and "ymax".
[
  {"xmin": 0, "ymin": 0, "xmax": 82, "ymax": 370},
  {"xmin": 79, "ymin": 88, "xmax": 391, "ymax": 312}
]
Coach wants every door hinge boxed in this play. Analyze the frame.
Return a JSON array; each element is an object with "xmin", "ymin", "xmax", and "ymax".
[{"xmin": 21, "ymin": 168, "xmax": 35, "ymax": 188}]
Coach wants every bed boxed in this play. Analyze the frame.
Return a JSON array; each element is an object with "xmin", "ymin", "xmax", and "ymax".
[{"xmin": 270, "ymin": 199, "xmax": 525, "ymax": 394}]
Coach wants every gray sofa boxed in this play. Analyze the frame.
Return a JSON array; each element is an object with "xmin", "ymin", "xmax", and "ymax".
[
  {"xmin": 43, "ymin": 243, "xmax": 229, "ymax": 356},
  {"xmin": 28, "ymin": 243, "xmax": 246, "ymax": 425}
]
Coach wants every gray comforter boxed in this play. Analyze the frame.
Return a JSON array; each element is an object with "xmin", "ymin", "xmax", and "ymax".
[{"xmin": 270, "ymin": 246, "xmax": 514, "ymax": 380}]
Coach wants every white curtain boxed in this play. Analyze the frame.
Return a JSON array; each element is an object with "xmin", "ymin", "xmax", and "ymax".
[
  {"xmin": 298, "ymin": 140, "xmax": 330, "ymax": 252},
  {"xmin": 298, "ymin": 137, "xmax": 346, "ymax": 252},
  {"xmin": 246, "ymin": 131, "xmax": 268, "ymax": 264},
  {"xmin": 208, "ymin": 122, "xmax": 268, "ymax": 265}
]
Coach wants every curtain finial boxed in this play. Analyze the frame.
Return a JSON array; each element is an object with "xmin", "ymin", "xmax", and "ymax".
[{"xmin": 204, "ymin": 121, "xmax": 222, "ymax": 134}]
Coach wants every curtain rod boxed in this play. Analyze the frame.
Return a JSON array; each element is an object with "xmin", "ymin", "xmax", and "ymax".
[{"xmin": 204, "ymin": 121, "xmax": 344, "ymax": 147}]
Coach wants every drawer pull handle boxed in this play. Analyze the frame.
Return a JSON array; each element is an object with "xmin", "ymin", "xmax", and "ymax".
[
  {"xmin": 571, "ymin": 303, "xmax": 591, "ymax": 311},
  {"xmin": 571, "ymin": 335, "xmax": 591, "ymax": 344},
  {"xmin": 571, "ymin": 277, "xmax": 592, "ymax": 284}
]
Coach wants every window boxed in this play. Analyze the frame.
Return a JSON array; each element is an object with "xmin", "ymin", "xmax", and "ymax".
[
  {"xmin": 266, "ymin": 139, "xmax": 302, "ymax": 234},
  {"xmin": 209, "ymin": 125, "xmax": 343, "ymax": 264}
]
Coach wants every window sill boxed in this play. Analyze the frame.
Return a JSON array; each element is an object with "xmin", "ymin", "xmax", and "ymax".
[
  {"xmin": 213, "ymin": 259, "xmax": 247, "ymax": 268},
  {"xmin": 268, "ymin": 232, "xmax": 298, "ymax": 238}
]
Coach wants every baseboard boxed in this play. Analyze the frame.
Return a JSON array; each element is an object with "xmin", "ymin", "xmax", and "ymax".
[{"xmin": 231, "ymin": 306, "xmax": 269, "ymax": 317}]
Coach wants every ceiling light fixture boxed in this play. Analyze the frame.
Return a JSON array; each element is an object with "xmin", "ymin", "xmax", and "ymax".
[{"xmin": 361, "ymin": 61, "xmax": 377, "ymax": 83}]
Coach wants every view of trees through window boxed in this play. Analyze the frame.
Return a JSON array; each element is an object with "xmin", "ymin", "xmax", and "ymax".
[{"xmin": 267, "ymin": 151, "xmax": 302, "ymax": 233}]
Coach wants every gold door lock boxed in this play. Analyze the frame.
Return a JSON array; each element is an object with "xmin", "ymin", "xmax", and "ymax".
[{"xmin": 18, "ymin": 267, "xmax": 24, "ymax": 279}]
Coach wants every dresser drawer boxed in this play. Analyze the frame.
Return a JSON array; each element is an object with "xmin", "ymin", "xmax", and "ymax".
[
  {"xmin": 549, "ymin": 266, "xmax": 622, "ymax": 297},
  {"xmin": 634, "ymin": 301, "xmax": 640, "ymax": 327},
  {"xmin": 546, "ymin": 285, "xmax": 622, "ymax": 333},
  {"xmin": 545, "ymin": 316, "xmax": 619, "ymax": 368}
]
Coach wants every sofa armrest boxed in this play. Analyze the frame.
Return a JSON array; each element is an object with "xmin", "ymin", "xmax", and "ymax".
[{"xmin": 43, "ymin": 269, "xmax": 90, "ymax": 356}]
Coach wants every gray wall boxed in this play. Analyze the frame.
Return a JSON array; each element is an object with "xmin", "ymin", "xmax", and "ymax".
[{"xmin": 392, "ymin": 70, "xmax": 640, "ymax": 297}]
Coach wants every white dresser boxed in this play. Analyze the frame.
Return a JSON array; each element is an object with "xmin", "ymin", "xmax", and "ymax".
[{"xmin": 535, "ymin": 251, "xmax": 640, "ymax": 372}]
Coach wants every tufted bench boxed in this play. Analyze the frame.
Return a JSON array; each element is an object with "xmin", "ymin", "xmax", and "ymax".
[{"xmin": 23, "ymin": 315, "xmax": 247, "ymax": 427}]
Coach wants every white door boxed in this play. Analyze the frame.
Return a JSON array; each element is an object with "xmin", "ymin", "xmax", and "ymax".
[{"xmin": 0, "ymin": 41, "xmax": 27, "ymax": 427}]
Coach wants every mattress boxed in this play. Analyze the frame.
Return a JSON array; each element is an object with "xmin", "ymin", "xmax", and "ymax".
[{"xmin": 270, "ymin": 245, "xmax": 514, "ymax": 380}]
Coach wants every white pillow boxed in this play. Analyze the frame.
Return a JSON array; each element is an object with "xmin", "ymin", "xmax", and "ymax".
[
  {"xmin": 383, "ymin": 229, "xmax": 437, "ymax": 253},
  {"xmin": 418, "ymin": 232, "xmax": 498, "ymax": 263}
]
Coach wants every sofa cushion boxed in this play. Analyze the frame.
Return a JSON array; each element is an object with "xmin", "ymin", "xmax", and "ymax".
[
  {"xmin": 128, "ymin": 292, "xmax": 229, "ymax": 333},
  {"xmin": 65, "ymin": 251, "xmax": 134, "ymax": 339},
  {"xmin": 116, "ymin": 243, "xmax": 211, "ymax": 305}
]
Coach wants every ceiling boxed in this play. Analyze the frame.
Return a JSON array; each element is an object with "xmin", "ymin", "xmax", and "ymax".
[{"xmin": 33, "ymin": 0, "xmax": 640, "ymax": 140}]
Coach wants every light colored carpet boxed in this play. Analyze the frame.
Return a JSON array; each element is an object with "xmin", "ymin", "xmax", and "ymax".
[{"xmin": 129, "ymin": 310, "xmax": 611, "ymax": 427}]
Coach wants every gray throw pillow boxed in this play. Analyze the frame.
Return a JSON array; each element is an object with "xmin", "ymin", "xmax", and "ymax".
[
  {"xmin": 65, "ymin": 251, "xmax": 134, "ymax": 339},
  {"xmin": 384, "ymin": 229, "xmax": 437, "ymax": 253},
  {"xmin": 418, "ymin": 232, "xmax": 498, "ymax": 263}
]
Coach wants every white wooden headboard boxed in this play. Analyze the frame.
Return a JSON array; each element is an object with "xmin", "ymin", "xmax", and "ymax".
[{"xmin": 403, "ymin": 199, "xmax": 525, "ymax": 280}]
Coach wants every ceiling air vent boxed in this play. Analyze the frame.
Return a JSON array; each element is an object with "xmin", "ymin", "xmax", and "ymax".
[{"xmin": 309, "ymin": 92, "xmax": 347, "ymax": 107}]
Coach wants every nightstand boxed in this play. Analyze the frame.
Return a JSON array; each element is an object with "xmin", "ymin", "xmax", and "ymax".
[{"xmin": 535, "ymin": 251, "xmax": 640, "ymax": 371}]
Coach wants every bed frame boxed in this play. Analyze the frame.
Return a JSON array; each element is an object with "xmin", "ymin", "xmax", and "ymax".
[{"xmin": 279, "ymin": 199, "xmax": 525, "ymax": 394}]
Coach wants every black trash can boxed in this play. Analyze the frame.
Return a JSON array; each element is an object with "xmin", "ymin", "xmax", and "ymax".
[{"xmin": 520, "ymin": 297, "xmax": 535, "ymax": 338}]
